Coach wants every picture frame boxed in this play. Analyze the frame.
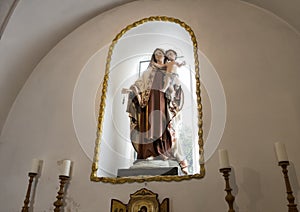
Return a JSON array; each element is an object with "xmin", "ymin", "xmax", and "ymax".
[
  {"xmin": 111, "ymin": 188, "xmax": 169, "ymax": 212},
  {"xmin": 91, "ymin": 16, "xmax": 205, "ymax": 183}
]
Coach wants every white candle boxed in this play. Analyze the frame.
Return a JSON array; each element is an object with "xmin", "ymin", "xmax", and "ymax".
[
  {"xmin": 218, "ymin": 149, "xmax": 230, "ymax": 169},
  {"xmin": 274, "ymin": 142, "xmax": 289, "ymax": 162},
  {"xmin": 61, "ymin": 160, "xmax": 71, "ymax": 176},
  {"xmin": 30, "ymin": 158, "xmax": 40, "ymax": 173}
]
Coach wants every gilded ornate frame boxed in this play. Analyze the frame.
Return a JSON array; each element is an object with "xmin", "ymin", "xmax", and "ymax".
[
  {"xmin": 90, "ymin": 16, "xmax": 205, "ymax": 183},
  {"xmin": 111, "ymin": 188, "xmax": 169, "ymax": 212}
]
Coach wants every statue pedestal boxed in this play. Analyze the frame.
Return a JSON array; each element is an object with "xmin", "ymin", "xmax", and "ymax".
[{"xmin": 117, "ymin": 160, "xmax": 179, "ymax": 177}]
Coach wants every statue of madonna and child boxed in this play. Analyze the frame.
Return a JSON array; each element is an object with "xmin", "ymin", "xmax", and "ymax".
[{"xmin": 122, "ymin": 48, "xmax": 188, "ymax": 175}]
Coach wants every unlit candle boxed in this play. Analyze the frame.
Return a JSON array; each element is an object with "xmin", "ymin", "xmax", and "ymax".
[
  {"xmin": 219, "ymin": 149, "xmax": 230, "ymax": 169},
  {"xmin": 30, "ymin": 158, "xmax": 40, "ymax": 173},
  {"xmin": 61, "ymin": 160, "xmax": 71, "ymax": 176},
  {"xmin": 274, "ymin": 142, "xmax": 288, "ymax": 162}
]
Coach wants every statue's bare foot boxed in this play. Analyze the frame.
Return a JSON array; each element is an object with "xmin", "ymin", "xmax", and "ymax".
[{"xmin": 179, "ymin": 160, "xmax": 188, "ymax": 175}]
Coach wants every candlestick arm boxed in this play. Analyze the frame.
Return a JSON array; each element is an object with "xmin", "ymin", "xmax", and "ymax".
[
  {"xmin": 21, "ymin": 172, "xmax": 37, "ymax": 212},
  {"xmin": 53, "ymin": 175, "xmax": 70, "ymax": 212},
  {"xmin": 278, "ymin": 162, "xmax": 298, "ymax": 212},
  {"xmin": 220, "ymin": 168, "xmax": 235, "ymax": 212}
]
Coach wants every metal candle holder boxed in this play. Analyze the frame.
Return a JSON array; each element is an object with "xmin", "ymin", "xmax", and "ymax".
[
  {"xmin": 219, "ymin": 168, "xmax": 235, "ymax": 212},
  {"xmin": 278, "ymin": 161, "xmax": 298, "ymax": 212},
  {"xmin": 53, "ymin": 175, "xmax": 70, "ymax": 212},
  {"xmin": 21, "ymin": 172, "xmax": 37, "ymax": 212}
]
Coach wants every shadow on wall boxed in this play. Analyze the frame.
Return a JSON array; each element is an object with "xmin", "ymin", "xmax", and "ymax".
[
  {"xmin": 241, "ymin": 167, "xmax": 263, "ymax": 212},
  {"xmin": 230, "ymin": 168, "xmax": 240, "ymax": 212},
  {"xmin": 287, "ymin": 162, "xmax": 300, "ymax": 204}
]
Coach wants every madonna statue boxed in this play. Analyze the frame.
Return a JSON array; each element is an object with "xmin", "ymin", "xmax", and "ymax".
[{"xmin": 125, "ymin": 48, "xmax": 188, "ymax": 174}]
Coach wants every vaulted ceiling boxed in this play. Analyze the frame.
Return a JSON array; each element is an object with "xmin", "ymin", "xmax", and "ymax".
[{"xmin": 0, "ymin": 0, "xmax": 299, "ymax": 135}]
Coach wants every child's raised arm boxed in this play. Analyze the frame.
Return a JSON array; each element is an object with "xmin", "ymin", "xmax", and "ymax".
[{"xmin": 152, "ymin": 62, "xmax": 167, "ymax": 69}]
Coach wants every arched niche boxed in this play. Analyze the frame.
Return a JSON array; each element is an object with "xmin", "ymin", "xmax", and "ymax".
[{"xmin": 91, "ymin": 16, "xmax": 205, "ymax": 183}]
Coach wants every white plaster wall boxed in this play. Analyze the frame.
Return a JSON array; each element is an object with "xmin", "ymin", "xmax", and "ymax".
[{"xmin": 0, "ymin": 0, "xmax": 300, "ymax": 211}]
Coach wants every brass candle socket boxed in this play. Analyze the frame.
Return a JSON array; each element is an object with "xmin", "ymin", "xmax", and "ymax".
[
  {"xmin": 21, "ymin": 172, "xmax": 38, "ymax": 212},
  {"xmin": 219, "ymin": 168, "xmax": 235, "ymax": 212},
  {"xmin": 278, "ymin": 161, "xmax": 298, "ymax": 212},
  {"xmin": 53, "ymin": 175, "xmax": 70, "ymax": 212}
]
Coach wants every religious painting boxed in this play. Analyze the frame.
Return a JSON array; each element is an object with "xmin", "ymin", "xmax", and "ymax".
[
  {"xmin": 91, "ymin": 16, "xmax": 205, "ymax": 183},
  {"xmin": 111, "ymin": 188, "xmax": 169, "ymax": 212}
]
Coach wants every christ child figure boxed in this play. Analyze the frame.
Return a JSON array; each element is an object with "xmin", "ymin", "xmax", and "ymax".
[{"xmin": 152, "ymin": 49, "xmax": 186, "ymax": 93}]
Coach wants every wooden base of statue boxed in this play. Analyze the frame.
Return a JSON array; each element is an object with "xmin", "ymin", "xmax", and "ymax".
[
  {"xmin": 21, "ymin": 172, "xmax": 37, "ymax": 212},
  {"xmin": 117, "ymin": 167, "xmax": 178, "ymax": 177},
  {"xmin": 219, "ymin": 168, "xmax": 235, "ymax": 212},
  {"xmin": 53, "ymin": 175, "xmax": 70, "ymax": 212},
  {"xmin": 279, "ymin": 161, "xmax": 299, "ymax": 212},
  {"xmin": 117, "ymin": 159, "xmax": 181, "ymax": 177}
]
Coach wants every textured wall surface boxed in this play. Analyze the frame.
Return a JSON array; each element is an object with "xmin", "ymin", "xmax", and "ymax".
[{"xmin": 1, "ymin": 0, "xmax": 300, "ymax": 211}]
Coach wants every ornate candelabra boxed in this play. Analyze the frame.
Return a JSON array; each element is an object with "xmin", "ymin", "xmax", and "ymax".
[
  {"xmin": 275, "ymin": 142, "xmax": 298, "ymax": 212},
  {"xmin": 278, "ymin": 161, "xmax": 298, "ymax": 212},
  {"xmin": 218, "ymin": 149, "xmax": 236, "ymax": 212},
  {"xmin": 21, "ymin": 172, "xmax": 37, "ymax": 212},
  {"xmin": 53, "ymin": 175, "xmax": 70, "ymax": 212},
  {"xmin": 219, "ymin": 168, "xmax": 235, "ymax": 212}
]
